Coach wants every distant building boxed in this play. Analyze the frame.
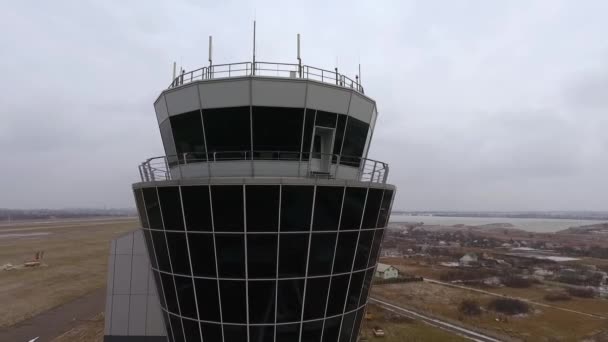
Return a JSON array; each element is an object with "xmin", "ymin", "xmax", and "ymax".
[
  {"xmin": 459, "ymin": 253, "xmax": 478, "ymax": 266},
  {"xmin": 375, "ymin": 263, "xmax": 399, "ymax": 279}
]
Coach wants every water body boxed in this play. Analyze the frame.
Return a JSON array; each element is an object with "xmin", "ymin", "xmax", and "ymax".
[{"xmin": 389, "ymin": 214, "xmax": 605, "ymax": 233}]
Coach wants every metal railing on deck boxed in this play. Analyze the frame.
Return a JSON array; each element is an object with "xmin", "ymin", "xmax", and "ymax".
[
  {"xmin": 170, "ymin": 62, "xmax": 364, "ymax": 94},
  {"xmin": 138, "ymin": 151, "xmax": 387, "ymax": 183}
]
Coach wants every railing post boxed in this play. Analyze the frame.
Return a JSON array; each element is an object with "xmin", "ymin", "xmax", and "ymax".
[
  {"xmin": 335, "ymin": 68, "xmax": 338, "ymax": 85},
  {"xmin": 383, "ymin": 164, "xmax": 389, "ymax": 183},
  {"xmin": 138, "ymin": 165, "xmax": 144, "ymax": 182},
  {"xmin": 370, "ymin": 161, "xmax": 377, "ymax": 183}
]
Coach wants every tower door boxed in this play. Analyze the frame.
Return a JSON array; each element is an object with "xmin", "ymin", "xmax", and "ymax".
[{"xmin": 311, "ymin": 126, "xmax": 335, "ymax": 173}]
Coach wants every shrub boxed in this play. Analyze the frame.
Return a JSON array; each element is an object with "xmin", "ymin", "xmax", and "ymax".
[
  {"xmin": 544, "ymin": 293, "xmax": 571, "ymax": 301},
  {"xmin": 487, "ymin": 298, "xmax": 529, "ymax": 315},
  {"xmin": 567, "ymin": 287, "xmax": 595, "ymax": 298},
  {"xmin": 502, "ymin": 276, "xmax": 534, "ymax": 288},
  {"xmin": 459, "ymin": 299, "xmax": 482, "ymax": 316}
]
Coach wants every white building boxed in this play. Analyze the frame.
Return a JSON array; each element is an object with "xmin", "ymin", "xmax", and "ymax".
[
  {"xmin": 459, "ymin": 253, "xmax": 478, "ymax": 266},
  {"xmin": 375, "ymin": 263, "xmax": 399, "ymax": 279}
]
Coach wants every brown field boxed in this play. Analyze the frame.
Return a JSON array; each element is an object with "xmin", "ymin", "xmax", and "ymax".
[{"xmin": 0, "ymin": 218, "xmax": 138, "ymax": 328}]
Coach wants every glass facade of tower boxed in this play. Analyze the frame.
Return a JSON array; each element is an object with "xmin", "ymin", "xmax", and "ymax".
[{"xmin": 134, "ymin": 184, "xmax": 394, "ymax": 342}]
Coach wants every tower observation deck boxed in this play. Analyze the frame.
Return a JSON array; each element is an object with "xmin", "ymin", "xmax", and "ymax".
[{"xmin": 131, "ymin": 59, "xmax": 396, "ymax": 342}]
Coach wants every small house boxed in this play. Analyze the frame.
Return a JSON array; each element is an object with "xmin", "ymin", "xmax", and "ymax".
[{"xmin": 375, "ymin": 263, "xmax": 399, "ymax": 279}]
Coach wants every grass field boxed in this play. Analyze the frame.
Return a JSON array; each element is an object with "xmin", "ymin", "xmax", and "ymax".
[{"xmin": 0, "ymin": 218, "xmax": 138, "ymax": 328}]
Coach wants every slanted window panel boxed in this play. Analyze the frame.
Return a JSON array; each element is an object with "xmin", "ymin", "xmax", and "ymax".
[
  {"xmin": 181, "ymin": 318, "xmax": 200, "ymax": 341},
  {"xmin": 165, "ymin": 232, "xmax": 190, "ymax": 275},
  {"xmin": 276, "ymin": 323, "xmax": 301, "ymax": 342},
  {"xmin": 223, "ymin": 324, "xmax": 247, "ymax": 342},
  {"xmin": 248, "ymin": 280, "xmax": 276, "ymax": 324},
  {"xmin": 134, "ymin": 189, "xmax": 148, "ymax": 228},
  {"xmin": 247, "ymin": 234, "xmax": 277, "ymax": 278},
  {"xmin": 332, "ymin": 114, "xmax": 347, "ymax": 162},
  {"xmin": 161, "ymin": 272, "xmax": 179, "ymax": 313},
  {"xmin": 201, "ymin": 323, "xmax": 222, "ymax": 342},
  {"xmin": 252, "ymin": 106, "xmax": 303, "ymax": 159},
  {"xmin": 158, "ymin": 186, "xmax": 184, "ymax": 231},
  {"xmin": 151, "ymin": 230, "xmax": 171, "ymax": 272},
  {"xmin": 159, "ymin": 120, "xmax": 178, "ymax": 167},
  {"xmin": 142, "ymin": 229, "xmax": 158, "ymax": 268},
  {"xmin": 339, "ymin": 311, "xmax": 357, "ymax": 342},
  {"xmin": 276, "ymin": 279, "xmax": 304, "ymax": 323},
  {"xmin": 278, "ymin": 233, "xmax": 308, "ymax": 277},
  {"xmin": 315, "ymin": 110, "xmax": 337, "ymax": 128},
  {"xmin": 169, "ymin": 314, "xmax": 184, "ymax": 342},
  {"xmin": 211, "ymin": 185, "xmax": 244, "ymax": 232},
  {"xmin": 301, "ymin": 320, "xmax": 324, "ymax": 342},
  {"xmin": 153, "ymin": 271, "xmax": 166, "ymax": 308},
  {"xmin": 322, "ymin": 316, "xmax": 342, "ymax": 342},
  {"xmin": 202, "ymin": 106, "xmax": 251, "ymax": 154},
  {"xmin": 246, "ymin": 185, "xmax": 280, "ymax": 232},
  {"xmin": 327, "ymin": 274, "xmax": 349, "ymax": 316},
  {"xmin": 142, "ymin": 187, "xmax": 163, "ymax": 230},
  {"xmin": 187, "ymin": 233, "xmax": 216, "ymax": 277},
  {"xmin": 219, "ymin": 280, "xmax": 247, "ymax": 323},
  {"xmin": 301, "ymin": 109, "xmax": 316, "ymax": 160},
  {"xmin": 313, "ymin": 186, "xmax": 344, "ymax": 231},
  {"xmin": 250, "ymin": 326, "xmax": 275, "ymax": 342},
  {"xmin": 174, "ymin": 275, "xmax": 197, "ymax": 319},
  {"xmin": 354, "ymin": 230, "xmax": 373, "ymax": 270},
  {"xmin": 362, "ymin": 188, "xmax": 383, "ymax": 228},
  {"xmin": 303, "ymin": 276, "xmax": 330, "ymax": 319},
  {"xmin": 346, "ymin": 270, "xmax": 365, "ymax": 311},
  {"xmin": 377, "ymin": 189, "xmax": 394, "ymax": 228},
  {"xmin": 307, "ymin": 233, "xmax": 337, "ymax": 276},
  {"xmin": 368, "ymin": 229, "xmax": 385, "ymax": 268},
  {"xmin": 215, "ymin": 234, "xmax": 245, "ymax": 278},
  {"xmin": 181, "ymin": 186, "xmax": 212, "ymax": 231},
  {"xmin": 351, "ymin": 309, "xmax": 365, "ymax": 342},
  {"xmin": 280, "ymin": 186, "xmax": 313, "ymax": 231},
  {"xmin": 194, "ymin": 278, "xmax": 221, "ymax": 321},
  {"xmin": 332, "ymin": 232, "xmax": 358, "ymax": 273},
  {"xmin": 169, "ymin": 110, "xmax": 206, "ymax": 163},
  {"xmin": 162, "ymin": 312, "xmax": 173, "ymax": 342},
  {"xmin": 340, "ymin": 117, "xmax": 369, "ymax": 167},
  {"xmin": 358, "ymin": 268, "xmax": 375, "ymax": 307},
  {"xmin": 339, "ymin": 187, "xmax": 367, "ymax": 230}
]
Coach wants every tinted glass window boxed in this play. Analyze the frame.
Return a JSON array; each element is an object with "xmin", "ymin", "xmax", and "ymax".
[
  {"xmin": 346, "ymin": 270, "xmax": 365, "ymax": 311},
  {"xmin": 333, "ymin": 232, "xmax": 358, "ymax": 273},
  {"xmin": 368, "ymin": 229, "xmax": 385, "ymax": 267},
  {"xmin": 246, "ymin": 185, "xmax": 279, "ymax": 232},
  {"xmin": 170, "ymin": 110, "xmax": 206, "ymax": 162},
  {"xmin": 340, "ymin": 187, "xmax": 367, "ymax": 230},
  {"xmin": 134, "ymin": 189, "xmax": 149, "ymax": 228},
  {"xmin": 341, "ymin": 117, "xmax": 369, "ymax": 166},
  {"xmin": 339, "ymin": 311, "xmax": 356, "ymax": 342},
  {"xmin": 276, "ymin": 323, "xmax": 301, "ymax": 342},
  {"xmin": 301, "ymin": 320, "xmax": 323, "ymax": 342},
  {"xmin": 362, "ymin": 189, "xmax": 383, "ymax": 228},
  {"xmin": 354, "ymin": 230, "xmax": 373, "ymax": 270},
  {"xmin": 223, "ymin": 324, "xmax": 247, "ymax": 342},
  {"xmin": 153, "ymin": 271, "xmax": 166, "ymax": 308},
  {"xmin": 322, "ymin": 316, "xmax": 342, "ymax": 342},
  {"xmin": 211, "ymin": 185, "xmax": 244, "ymax": 232},
  {"xmin": 276, "ymin": 279, "xmax": 304, "ymax": 323},
  {"xmin": 169, "ymin": 314, "xmax": 184, "ymax": 342},
  {"xmin": 181, "ymin": 186, "xmax": 212, "ymax": 231},
  {"xmin": 301, "ymin": 109, "xmax": 315, "ymax": 159},
  {"xmin": 252, "ymin": 106, "xmax": 303, "ymax": 153},
  {"xmin": 313, "ymin": 186, "xmax": 344, "ymax": 231},
  {"xmin": 158, "ymin": 187, "xmax": 184, "ymax": 231},
  {"xmin": 315, "ymin": 110, "xmax": 337, "ymax": 128},
  {"xmin": 202, "ymin": 106, "xmax": 250, "ymax": 152},
  {"xmin": 143, "ymin": 229, "xmax": 158, "ymax": 268},
  {"xmin": 278, "ymin": 233, "xmax": 308, "ymax": 277},
  {"xmin": 351, "ymin": 309, "xmax": 364, "ymax": 342},
  {"xmin": 247, "ymin": 234, "xmax": 277, "ymax": 278},
  {"xmin": 248, "ymin": 280, "xmax": 276, "ymax": 324},
  {"xmin": 151, "ymin": 230, "xmax": 171, "ymax": 272},
  {"xmin": 215, "ymin": 234, "xmax": 245, "ymax": 278},
  {"xmin": 187, "ymin": 233, "xmax": 216, "ymax": 277},
  {"xmin": 194, "ymin": 278, "xmax": 221, "ymax": 321},
  {"xmin": 174, "ymin": 275, "xmax": 197, "ymax": 319},
  {"xmin": 358, "ymin": 269, "xmax": 375, "ymax": 307},
  {"xmin": 162, "ymin": 312, "xmax": 173, "ymax": 342},
  {"xmin": 219, "ymin": 280, "xmax": 247, "ymax": 323},
  {"xmin": 201, "ymin": 323, "xmax": 222, "ymax": 342},
  {"xmin": 250, "ymin": 325, "xmax": 274, "ymax": 342},
  {"xmin": 280, "ymin": 186, "xmax": 313, "ymax": 231},
  {"xmin": 377, "ymin": 190, "xmax": 394, "ymax": 228},
  {"xmin": 327, "ymin": 274, "xmax": 349, "ymax": 316},
  {"xmin": 332, "ymin": 114, "xmax": 347, "ymax": 157},
  {"xmin": 143, "ymin": 187, "xmax": 163, "ymax": 229},
  {"xmin": 303, "ymin": 276, "xmax": 330, "ymax": 319},
  {"xmin": 161, "ymin": 272, "xmax": 179, "ymax": 313},
  {"xmin": 160, "ymin": 120, "xmax": 178, "ymax": 166},
  {"xmin": 165, "ymin": 232, "xmax": 191, "ymax": 275},
  {"xmin": 181, "ymin": 318, "xmax": 200, "ymax": 341},
  {"xmin": 307, "ymin": 233, "xmax": 337, "ymax": 276}
]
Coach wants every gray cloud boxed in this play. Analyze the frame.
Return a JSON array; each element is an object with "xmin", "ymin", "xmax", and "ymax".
[{"xmin": 0, "ymin": 0, "xmax": 606, "ymax": 210}]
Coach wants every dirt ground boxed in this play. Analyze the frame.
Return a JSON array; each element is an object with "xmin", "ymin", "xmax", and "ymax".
[{"xmin": 0, "ymin": 218, "xmax": 138, "ymax": 329}]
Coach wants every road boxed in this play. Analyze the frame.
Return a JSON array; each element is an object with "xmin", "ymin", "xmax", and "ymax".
[
  {"xmin": 0, "ymin": 218, "xmax": 136, "ymax": 233},
  {"xmin": 369, "ymin": 297, "xmax": 504, "ymax": 342}
]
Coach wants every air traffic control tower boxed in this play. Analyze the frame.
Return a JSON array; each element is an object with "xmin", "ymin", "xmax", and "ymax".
[{"xmin": 106, "ymin": 45, "xmax": 395, "ymax": 342}]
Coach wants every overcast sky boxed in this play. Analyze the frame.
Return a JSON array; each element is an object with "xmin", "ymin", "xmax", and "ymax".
[{"xmin": 1, "ymin": 1, "xmax": 607, "ymax": 211}]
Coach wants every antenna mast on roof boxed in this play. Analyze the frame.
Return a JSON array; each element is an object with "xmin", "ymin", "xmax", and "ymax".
[
  {"xmin": 209, "ymin": 36, "xmax": 213, "ymax": 67},
  {"xmin": 297, "ymin": 33, "xmax": 302, "ymax": 77},
  {"xmin": 252, "ymin": 20, "xmax": 256, "ymax": 75}
]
